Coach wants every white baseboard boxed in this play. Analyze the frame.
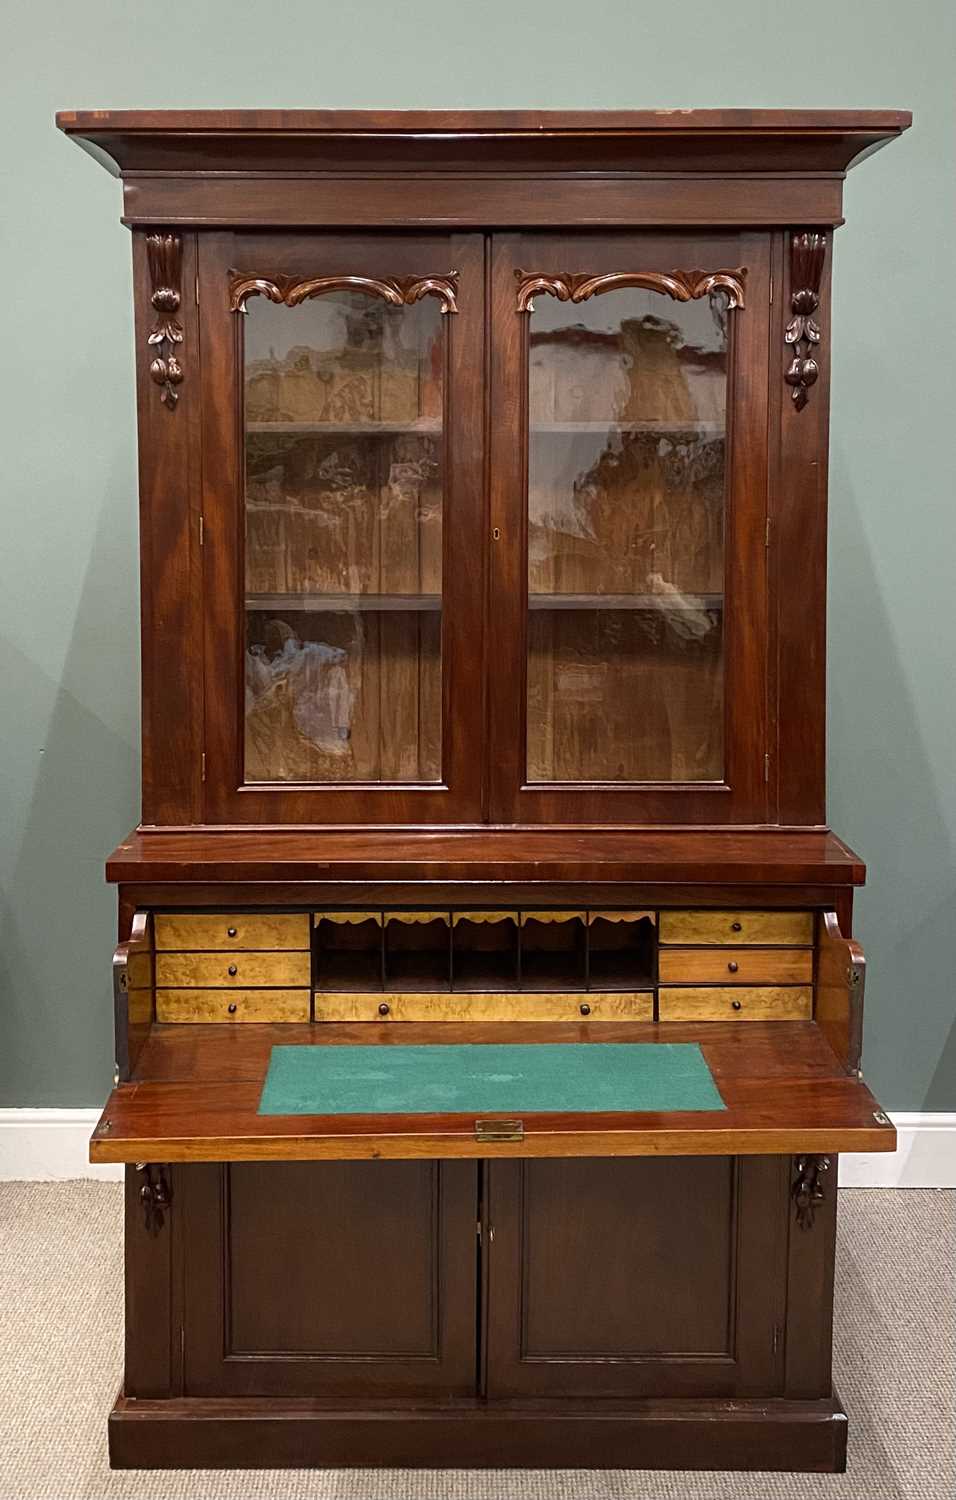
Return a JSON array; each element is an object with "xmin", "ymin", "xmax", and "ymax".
[
  {"xmin": 0, "ymin": 1108, "xmax": 953, "ymax": 1187},
  {"xmin": 0, "ymin": 1110, "xmax": 124, "ymax": 1182}
]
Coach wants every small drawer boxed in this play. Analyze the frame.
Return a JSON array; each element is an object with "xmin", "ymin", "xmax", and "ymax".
[
  {"xmin": 658, "ymin": 948, "xmax": 813, "ymax": 985},
  {"xmin": 659, "ymin": 986, "xmax": 813, "ymax": 1021},
  {"xmin": 155, "ymin": 952, "xmax": 311, "ymax": 988},
  {"xmin": 658, "ymin": 910, "xmax": 813, "ymax": 947},
  {"xmin": 313, "ymin": 991, "xmax": 654, "ymax": 1023},
  {"xmin": 154, "ymin": 913, "xmax": 310, "ymax": 951},
  {"xmin": 155, "ymin": 989, "xmax": 310, "ymax": 1023}
]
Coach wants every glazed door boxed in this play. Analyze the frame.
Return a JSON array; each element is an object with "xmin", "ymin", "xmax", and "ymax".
[
  {"xmin": 199, "ymin": 232, "xmax": 485, "ymax": 824},
  {"xmin": 182, "ymin": 1161, "xmax": 478, "ymax": 1397},
  {"xmin": 483, "ymin": 1157, "xmax": 785, "ymax": 1399},
  {"xmin": 488, "ymin": 232, "xmax": 771, "ymax": 823}
]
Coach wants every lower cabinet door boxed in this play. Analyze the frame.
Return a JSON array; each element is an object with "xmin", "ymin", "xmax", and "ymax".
[
  {"xmin": 484, "ymin": 1156, "xmax": 786, "ymax": 1399},
  {"xmin": 182, "ymin": 1160, "xmax": 478, "ymax": 1398}
]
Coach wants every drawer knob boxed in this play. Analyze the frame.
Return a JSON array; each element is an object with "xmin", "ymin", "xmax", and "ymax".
[
  {"xmin": 227, "ymin": 1002, "xmax": 238, "ymax": 1014},
  {"xmin": 731, "ymin": 921, "xmax": 742, "ymax": 932},
  {"xmin": 731, "ymin": 999, "xmax": 742, "ymax": 1011},
  {"xmin": 228, "ymin": 964, "xmax": 238, "ymax": 977},
  {"xmin": 580, "ymin": 1002, "xmax": 591, "ymax": 1016},
  {"xmin": 378, "ymin": 1003, "xmax": 390, "ymax": 1017},
  {"xmin": 728, "ymin": 961, "xmax": 739, "ymax": 974},
  {"xmin": 227, "ymin": 926, "xmax": 238, "ymax": 938}
]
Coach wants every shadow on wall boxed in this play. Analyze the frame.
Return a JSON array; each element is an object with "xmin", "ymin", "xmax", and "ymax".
[
  {"xmin": 0, "ymin": 468, "xmax": 138, "ymax": 1107},
  {"xmin": 828, "ymin": 447, "xmax": 956, "ymax": 1113}
]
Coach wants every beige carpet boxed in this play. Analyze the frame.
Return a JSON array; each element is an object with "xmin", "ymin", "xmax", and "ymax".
[{"xmin": 0, "ymin": 1184, "xmax": 952, "ymax": 1500}]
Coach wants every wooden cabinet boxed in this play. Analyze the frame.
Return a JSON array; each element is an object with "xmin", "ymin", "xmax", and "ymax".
[{"xmin": 59, "ymin": 107, "xmax": 909, "ymax": 1474}]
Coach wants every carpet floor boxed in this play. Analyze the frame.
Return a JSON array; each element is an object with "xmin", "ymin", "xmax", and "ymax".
[{"xmin": 0, "ymin": 1183, "xmax": 952, "ymax": 1500}]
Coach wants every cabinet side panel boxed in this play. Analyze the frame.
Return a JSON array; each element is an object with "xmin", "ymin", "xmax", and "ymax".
[
  {"xmin": 132, "ymin": 231, "xmax": 204, "ymax": 824},
  {"xmin": 772, "ymin": 232, "xmax": 832, "ymax": 825}
]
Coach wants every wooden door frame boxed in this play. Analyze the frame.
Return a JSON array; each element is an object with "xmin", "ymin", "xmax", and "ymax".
[
  {"xmin": 487, "ymin": 230, "xmax": 772, "ymax": 825},
  {"xmin": 197, "ymin": 229, "xmax": 487, "ymax": 825}
]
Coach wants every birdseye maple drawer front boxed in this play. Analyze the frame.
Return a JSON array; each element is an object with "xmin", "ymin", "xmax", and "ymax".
[
  {"xmin": 657, "ymin": 910, "xmax": 814, "ymax": 947},
  {"xmin": 153, "ymin": 913, "xmax": 311, "ymax": 951},
  {"xmin": 659, "ymin": 987, "xmax": 813, "ymax": 1021},
  {"xmin": 657, "ymin": 948, "xmax": 814, "ymax": 985},
  {"xmin": 155, "ymin": 952, "xmax": 312, "ymax": 988},
  {"xmin": 155, "ymin": 989, "xmax": 311, "ymax": 1023},
  {"xmin": 313, "ymin": 992, "xmax": 654, "ymax": 1023}
]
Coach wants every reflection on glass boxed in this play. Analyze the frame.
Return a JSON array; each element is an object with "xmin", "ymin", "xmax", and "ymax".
[
  {"xmin": 526, "ymin": 288, "xmax": 728, "ymax": 782},
  {"xmin": 242, "ymin": 292, "xmax": 443, "ymax": 783}
]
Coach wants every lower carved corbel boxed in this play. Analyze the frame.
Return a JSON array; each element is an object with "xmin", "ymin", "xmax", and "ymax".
[
  {"xmin": 136, "ymin": 1163, "xmax": 172, "ymax": 1235},
  {"xmin": 792, "ymin": 1153, "xmax": 831, "ymax": 1230}
]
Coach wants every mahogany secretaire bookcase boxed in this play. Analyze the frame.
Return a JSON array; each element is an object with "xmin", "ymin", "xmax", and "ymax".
[{"xmin": 58, "ymin": 108, "xmax": 909, "ymax": 1472}]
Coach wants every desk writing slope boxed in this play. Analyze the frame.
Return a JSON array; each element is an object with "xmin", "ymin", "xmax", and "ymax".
[{"xmin": 90, "ymin": 1021, "xmax": 896, "ymax": 1162}]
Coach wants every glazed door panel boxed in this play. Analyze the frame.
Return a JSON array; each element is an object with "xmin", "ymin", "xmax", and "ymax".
[
  {"xmin": 199, "ymin": 232, "xmax": 485, "ymax": 824},
  {"xmin": 483, "ymin": 1156, "xmax": 785, "ymax": 1398},
  {"xmin": 488, "ymin": 232, "xmax": 771, "ymax": 824},
  {"xmin": 182, "ymin": 1160, "xmax": 478, "ymax": 1397}
]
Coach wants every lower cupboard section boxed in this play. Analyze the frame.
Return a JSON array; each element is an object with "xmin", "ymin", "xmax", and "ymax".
[{"xmin": 126, "ymin": 1154, "xmax": 837, "ymax": 1410}]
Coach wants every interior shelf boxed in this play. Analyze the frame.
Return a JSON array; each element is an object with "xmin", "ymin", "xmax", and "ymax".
[
  {"xmin": 530, "ymin": 420, "xmax": 725, "ymax": 436},
  {"xmin": 528, "ymin": 593, "xmax": 723, "ymax": 612},
  {"xmin": 246, "ymin": 593, "xmax": 442, "ymax": 613},
  {"xmin": 247, "ymin": 419, "xmax": 441, "ymax": 436},
  {"xmin": 90, "ymin": 1020, "xmax": 897, "ymax": 1164}
]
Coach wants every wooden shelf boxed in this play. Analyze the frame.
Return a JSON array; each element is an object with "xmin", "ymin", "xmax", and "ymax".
[
  {"xmin": 247, "ymin": 419, "xmax": 441, "ymax": 436},
  {"xmin": 246, "ymin": 593, "xmax": 441, "ymax": 613},
  {"xmin": 529, "ymin": 593, "xmax": 723, "ymax": 612},
  {"xmin": 90, "ymin": 1020, "xmax": 896, "ymax": 1163},
  {"xmin": 530, "ymin": 421, "xmax": 724, "ymax": 436}
]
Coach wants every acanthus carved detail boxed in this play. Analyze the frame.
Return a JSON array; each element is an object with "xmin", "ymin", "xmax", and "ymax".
[
  {"xmin": 792, "ymin": 1154, "xmax": 830, "ymax": 1230},
  {"xmin": 784, "ymin": 232, "xmax": 826, "ymax": 411},
  {"xmin": 515, "ymin": 267, "xmax": 747, "ymax": 313},
  {"xmin": 145, "ymin": 233, "xmax": 184, "ymax": 408},
  {"xmin": 137, "ymin": 1163, "xmax": 172, "ymax": 1236},
  {"xmin": 229, "ymin": 272, "xmax": 459, "ymax": 315}
]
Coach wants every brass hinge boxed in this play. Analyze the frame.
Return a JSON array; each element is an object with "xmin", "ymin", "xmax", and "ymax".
[
  {"xmin": 195, "ymin": 274, "xmax": 200, "ymax": 306},
  {"xmin": 764, "ymin": 752, "xmax": 771, "ymax": 783},
  {"xmin": 769, "ymin": 275, "xmax": 774, "ymax": 306},
  {"xmin": 475, "ymin": 1118, "xmax": 524, "ymax": 1143},
  {"xmin": 766, "ymin": 516, "xmax": 771, "ymax": 548},
  {"xmin": 201, "ymin": 751, "xmax": 207, "ymax": 782},
  {"xmin": 772, "ymin": 1324, "xmax": 780, "ymax": 1356},
  {"xmin": 198, "ymin": 514, "xmax": 204, "ymax": 547}
]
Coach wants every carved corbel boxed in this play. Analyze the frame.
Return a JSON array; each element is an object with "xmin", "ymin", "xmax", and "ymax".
[
  {"xmin": 145, "ymin": 233, "xmax": 184, "ymax": 408},
  {"xmin": 784, "ymin": 232, "xmax": 826, "ymax": 411},
  {"xmin": 792, "ymin": 1153, "xmax": 831, "ymax": 1230},
  {"xmin": 136, "ymin": 1163, "xmax": 172, "ymax": 1235}
]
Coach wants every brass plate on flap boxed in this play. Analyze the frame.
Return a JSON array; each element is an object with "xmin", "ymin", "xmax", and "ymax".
[{"xmin": 475, "ymin": 1119, "xmax": 524, "ymax": 1142}]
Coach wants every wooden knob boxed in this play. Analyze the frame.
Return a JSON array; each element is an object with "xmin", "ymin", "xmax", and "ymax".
[
  {"xmin": 727, "ymin": 961, "xmax": 739, "ymax": 974},
  {"xmin": 227, "ymin": 1002, "xmax": 237, "ymax": 1014},
  {"xmin": 731, "ymin": 921, "xmax": 742, "ymax": 932},
  {"xmin": 580, "ymin": 1003, "xmax": 591, "ymax": 1016},
  {"xmin": 228, "ymin": 964, "xmax": 238, "ymax": 976},
  {"xmin": 731, "ymin": 999, "xmax": 742, "ymax": 1011},
  {"xmin": 378, "ymin": 1003, "xmax": 390, "ymax": 1017},
  {"xmin": 227, "ymin": 926, "xmax": 238, "ymax": 938}
]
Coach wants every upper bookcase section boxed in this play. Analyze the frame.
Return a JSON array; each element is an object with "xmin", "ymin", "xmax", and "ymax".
[{"xmin": 56, "ymin": 109, "xmax": 911, "ymax": 229}]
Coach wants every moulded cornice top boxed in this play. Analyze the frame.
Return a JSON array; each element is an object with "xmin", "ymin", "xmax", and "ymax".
[{"xmin": 56, "ymin": 107, "xmax": 911, "ymax": 178}]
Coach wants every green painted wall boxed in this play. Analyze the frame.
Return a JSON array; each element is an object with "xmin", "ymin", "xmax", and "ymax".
[{"xmin": 1, "ymin": 0, "xmax": 953, "ymax": 1109}]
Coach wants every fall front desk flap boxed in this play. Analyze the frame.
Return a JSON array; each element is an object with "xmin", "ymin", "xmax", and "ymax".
[{"xmin": 258, "ymin": 1042, "xmax": 726, "ymax": 1117}]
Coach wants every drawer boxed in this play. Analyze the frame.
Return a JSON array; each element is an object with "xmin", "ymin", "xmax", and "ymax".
[
  {"xmin": 155, "ymin": 989, "xmax": 310, "ymax": 1023},
  {"xmin": 658, "ymin": 910, "xmax": 813, "ymax": 947},
  {"xmin": 155, "ymin": 952, "xmax": 311, "ymax": 988},
  {"xmin": 154, "ymin": 913, "xmax": 310, "ymax": 951},
  {"xmin": 313, "ymin": 991, "xmax": 654, "ymax": 1023},
  {"xmin": 657, "ymin": 948, "xmax": 813, "ymax": 985},
  {"xmin": 659, "ymin": 986, "xmax": 813, "ymax": 1021}
]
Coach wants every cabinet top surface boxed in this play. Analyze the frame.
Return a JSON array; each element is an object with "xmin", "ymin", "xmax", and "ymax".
[{"xmin": 56, "ymin": 107, "xmax": 910, "ymax": 177}]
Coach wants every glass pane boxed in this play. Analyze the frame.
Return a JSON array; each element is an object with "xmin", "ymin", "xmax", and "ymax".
[
  {"xmin": 526, "ymin": 287, "xmax": 728, "ymax": 783},
  {"xmin": 243, "ymin": 292, "xmax": 443, "ymax": 783}
]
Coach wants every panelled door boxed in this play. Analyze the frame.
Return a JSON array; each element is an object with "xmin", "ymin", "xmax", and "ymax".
[
  {"xmin": 182, "ymin": 1161, "xmax": 478, "ymax": 1398},
  {"xmin": 198, "ymin": 231, "xmax": 485, "ymax": 824},
  {"xmin": 483, "ymin": 1157, "xmax": 786, "ymax": 1399},
  {"xmin": 487, "ymin": 231, "xmax": 772, "ymax": 824}
]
